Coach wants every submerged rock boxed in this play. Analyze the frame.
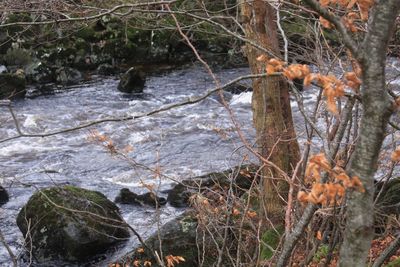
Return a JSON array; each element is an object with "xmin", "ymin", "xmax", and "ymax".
[
  {"xmin": 118, "ymin": 67, "xmax": 146, "ymax": 93},
  {"xmin": 0, "ymin": 71, "xmax": 26, "ymax": 99},
  {"xmin": 0, "ymin": 186, "xmax": 9, "ymax": 206},
  {"xmin": 16, "ymin": 186, "xmax": 130, "ymax": 263},
  {"xmin": 115, "ymin": 188, "xmax": 166, "ymax": 207}
]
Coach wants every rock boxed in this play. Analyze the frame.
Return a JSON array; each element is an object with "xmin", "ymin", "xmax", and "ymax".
[
  {"xmin": 167, "ymin": 165, "xmax": 258, "ymax": 208},
  {"xmin": 0, "ymin": 71, "xmax": 26, "ymax": 99},
  {"xmin": 97, "ymin": 63, "xmax": 117, "ymax": 76},
  {"xmin": 55, "ymin": 67, "xmax": 83, "ymax": 85},
  {"xmin": 0, "ymin": 65, "xmax": 7, "ymax": 73},
  {"xmin": 224, "ymin": 82, "xmax": 252, "ymax": 94},
  {"xmin": 117, "ymin": 67, "xmax": 146, "ymax": 93},
  {"xmin": 24, "ymin": 61, "xmax": 55, "ymax": 84},
  {"xmin": 115, "ymin": 188, "xmax": 166, "ymax": 207},
  {"xmin": 0, "ymin": 186, "xmax": 9, "ymax": 206},
  {"xmin": 118, "ymin": 212, "xmax": 202, "ymax": 267},
  {"xmin": 167, "ymin": 184, "xmax": 193, "ymax": 208},
  {"xmin": 16, "ymin": 186, "xmax": 130, "ymax": 262}
]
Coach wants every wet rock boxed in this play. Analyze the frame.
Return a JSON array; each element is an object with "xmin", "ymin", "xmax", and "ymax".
[
  {"xmin": 115, "ymin": 188, "xmax": 166, "ymax": 207},
  {"xmin": 97, "ymin": 63, "xmax": 117, "ymax": 76},
  {"xmin": 118, "ymin": 67, "xmax": 146, "ymax": 93},
  {"xmin": 0, "ymin": 70, "xmax": 26, "ymax": 99},
  {"xmin": 0, "ymin": 186, "xmax": 9, "ymax": 206},
  {"xmin": 167, "ymin": 184, "xmax": 192, "ymax": 208},
  {"xmin": 16, "ymin": 186, "xmax": 130, "ymax": 263},
  {"xmin": 56, "ymin": 67, "xmax": 83, "ymax": 85},
  {"xmin": 167, "ymin": 165, "xmax": 258, "ymax": 208},
  {"xmin": 224, "ymin": 82, "xmax": 252, "ymax": 94}
]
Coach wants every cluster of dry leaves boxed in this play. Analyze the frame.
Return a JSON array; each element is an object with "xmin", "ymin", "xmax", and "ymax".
[
  {"xmin": 391, "ymin": 146, "xmax": 400, "ymax": 162},
  {"xmin": 109, "ymin": 253, "xmax": 185, "ymax": 267},
  {"xmin": 88, "ymin": 130, "xmax": 134, "ymax": 154},
  {"xmin": 319, "ymin": 0, "xmax": 374, "ymax": 31},
  {"xmin": 297, "ymin": 153, "xmax": 364, "ymax": 206},
  {"xmin": 257, "ymin": 56, "xmax": 361, "ymax": 114}
]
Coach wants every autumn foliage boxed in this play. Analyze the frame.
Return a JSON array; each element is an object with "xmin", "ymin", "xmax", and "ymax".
[
  {"xmin": 298, "ymin": 153, "xmax": 364, "ymax": 206},
  {"xmin": 319, "ymin": 0, "xmax": 375, "ymax": 28},
  {"xmin": 256, "ymin": 56, "xmax": 362, "ymax": 114}
]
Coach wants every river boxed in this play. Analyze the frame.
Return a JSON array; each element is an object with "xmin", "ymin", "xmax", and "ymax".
[
  {"xmin": 1, "ymin": 59, "xmax": 399, "ymax": 266},
  {"xmin": 0, "ymin": 64, "xmax": 261, "ymax": 266}
]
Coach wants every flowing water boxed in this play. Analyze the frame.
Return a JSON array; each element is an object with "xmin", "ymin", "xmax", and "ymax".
[
  {"xmin": 0, "ymin": 64, "xmax": 260, "ymax": 266},
  {"xmin": 1, "ymin": 60, "xmax": 399, "ymax": 266}
]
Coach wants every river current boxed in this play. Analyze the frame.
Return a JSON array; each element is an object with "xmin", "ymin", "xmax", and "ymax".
[
  {"xmin": 1, "ymin": 60, "xmax": 399, "ymax": 266},
  {"xmin": 0, "ymin": 64, "xmax": 261, "ymax": 266}
]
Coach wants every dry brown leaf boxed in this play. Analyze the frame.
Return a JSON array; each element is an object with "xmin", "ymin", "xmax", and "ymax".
[
  {"xmin": 391, "ymin": 147, "xmax": 400, "ymax": 161},
  {"xmin": 320, "ymin": 0, "xmax": 331, "ymax": 7},
  {"xmin": 320, "ymin": 16, "xmax": 333, "ymax": 29}
]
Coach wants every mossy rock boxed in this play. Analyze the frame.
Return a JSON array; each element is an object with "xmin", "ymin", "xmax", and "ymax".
[
  {"xmin": 16, "ymin": 186, "xmax": 130, "ymax": 263},
  {"xmin": 118, "ymin": 213, "xmax": 205, "ymax": 267},
  {"xmin": 0, "ymin": 72, "xmax": 26, "ymax": 99}
]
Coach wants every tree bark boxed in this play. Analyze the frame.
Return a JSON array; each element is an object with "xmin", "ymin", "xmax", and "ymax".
[
  {"xmin": 239, "ymin": 0, "xmax": 300, "ymax": 222},
  {"xmin": 339, "ymin": 1, "xmax": 400, "ymax": 266}
]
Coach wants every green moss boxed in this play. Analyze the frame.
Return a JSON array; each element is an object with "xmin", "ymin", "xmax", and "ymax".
[
  {"xmin": 313, "ymin": 245, "xmax": 329, "ymax": 262},
  {"xmin": 260, "ymin": 226, "xmax": 284, "ymax": 260}
]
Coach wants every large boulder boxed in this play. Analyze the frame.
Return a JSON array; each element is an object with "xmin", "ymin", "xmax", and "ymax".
[
  {"xmin": 0, "ymin": 186, "xmax": 9, "ymax": 206},
  {"xmin": 118, "ymin": 67, "xmax": 146, "ymax": 93},
  {"xmin": 16, "ymin": 186, "xmax": 130, "ymax": 263},
  {"xmin": 0, "ymin": 71, "xmax": 26, "ymax": 99}
]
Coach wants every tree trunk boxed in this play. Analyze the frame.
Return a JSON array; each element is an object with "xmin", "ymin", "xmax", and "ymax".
[
  {"xmin": 239, "ymin": 0, "xmax": 300, "ymax": 223},
  {"xmin": 339, "ymin": 1, "xmax": 400, "ymax": 266}
]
